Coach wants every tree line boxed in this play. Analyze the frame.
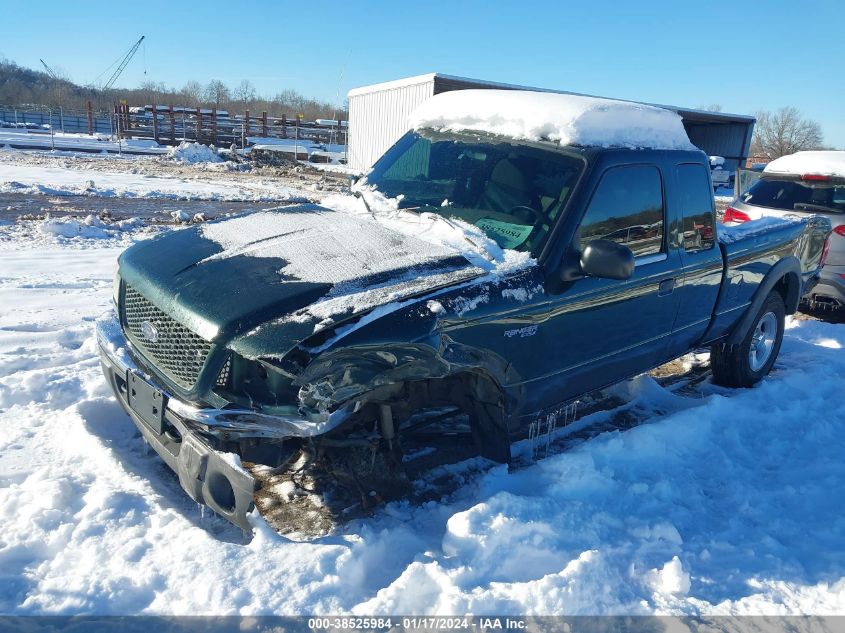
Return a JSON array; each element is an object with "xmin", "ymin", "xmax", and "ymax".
[
  {"xmin": 0, "ymin": 59, "xmax": 347, "ymax": 121},
  {"xmin": 700, "ymin": 102, "xmax": 831, "ymax": 159}
]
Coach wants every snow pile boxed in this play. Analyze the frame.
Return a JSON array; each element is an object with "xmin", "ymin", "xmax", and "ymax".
[
  {"xmin": 37, "ymin": 214, "xmax": 147, "ymax": 240},
  {"xmin": 764, "ymin": 151, "xmax": 845, "ymax": 178},
  {"xmin": 1, "ymin": 234, "xmax": 845, "ymax": 615},
  {"xmin": 166, "ymin": 142, "xmax": 222, "ymax": 164},
  {"xmin": 410, "ymin": 90, "xmax": 695, "ymax": 150},
  {"xmin": 170, "ymin": 210, "xmax": 191, "ymax": 223},
  {"xmin": 647, "ymin": 556, "xmax": 691, "ymax": 596},
  {"xmin": 321, "ymin": 189, "xmax": 533, "ymax": 274}
]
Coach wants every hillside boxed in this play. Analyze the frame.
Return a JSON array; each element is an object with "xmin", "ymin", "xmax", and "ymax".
[{"xmin": 0, "ymin": 59, "xmax": 345, "ymax": 120}]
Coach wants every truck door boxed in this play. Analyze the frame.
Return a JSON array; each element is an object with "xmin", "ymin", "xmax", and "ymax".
[
  {"xmin": 666, "ymin": 162, "xmax": 722, "ymax": 358},
  {"xmin": 519, "ymin": 164, "xmax": 683, "ymax": 417}
]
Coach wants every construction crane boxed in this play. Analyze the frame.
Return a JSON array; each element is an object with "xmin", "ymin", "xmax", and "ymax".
[
  {"xmin": 40, "ymin": 59, "xmax": 58, "ymax": 80},
  {"xmin": 100, "ymin": 35, "xmax": 145, "ymax": 91}
]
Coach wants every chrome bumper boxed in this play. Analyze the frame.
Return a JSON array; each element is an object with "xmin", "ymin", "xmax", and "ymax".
[
  {"xmin": 96, "ymin": 311, "xmax": 346, "ymax": 440},
  {"xmin": 95, "ymin": 310, "xmax": 347, "ymax": 531}
]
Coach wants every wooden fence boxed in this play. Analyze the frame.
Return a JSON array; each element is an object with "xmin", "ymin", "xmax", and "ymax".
[
  {"xmin": 0, "ymin": 102, "xmax": 346, "ymax": 149},
  {"xmin": 113, "ymin": 103, "xmax": 346, "ymax": 148}
]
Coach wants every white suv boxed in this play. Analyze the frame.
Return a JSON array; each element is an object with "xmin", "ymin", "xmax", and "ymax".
[{"xmin": 724, "ymin": 151, "xmax": 845, "ymax": 310}]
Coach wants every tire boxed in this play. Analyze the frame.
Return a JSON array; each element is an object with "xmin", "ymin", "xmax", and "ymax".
[{"xmin": 710, "ymin": 291, "xmax": 785, "ymax": 388}]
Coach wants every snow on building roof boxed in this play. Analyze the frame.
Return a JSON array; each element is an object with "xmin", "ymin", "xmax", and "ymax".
[
  {"xmin": 409, "ymin": 89, "xmax": 696, "ymax": 151},
  {"xmin": 763, "ymin": 151, "xmax": 845, "ymax": 178}
]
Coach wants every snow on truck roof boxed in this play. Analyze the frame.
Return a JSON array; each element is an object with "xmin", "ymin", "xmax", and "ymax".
[
  {"xmin": 764, "ymin": 151, "xmax": 845, "ymax": 178},
  {"xmin": 409, "ymin": 89, "xmax": 697, "ymax": 151}
]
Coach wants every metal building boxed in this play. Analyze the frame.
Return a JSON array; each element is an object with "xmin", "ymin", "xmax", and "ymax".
[{"xmin": 347, "ymin": 72, "xmax": 755, "ymax": 173}]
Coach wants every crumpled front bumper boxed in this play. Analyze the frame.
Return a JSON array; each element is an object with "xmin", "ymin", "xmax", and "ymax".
[{"xmin": 95, "ymin": 310, "xmax": 347, "ymax": 531}]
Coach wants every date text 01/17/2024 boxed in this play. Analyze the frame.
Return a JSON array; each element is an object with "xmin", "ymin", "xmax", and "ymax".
[{"xmin": 306, "ymin": 617, "xmax": 528, "ymax": 631}]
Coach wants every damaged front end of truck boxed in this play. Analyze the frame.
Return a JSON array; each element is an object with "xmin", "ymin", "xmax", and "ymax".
[
  {"xmin": 97, "ymin": 297, "xmax": 514, "ymax": 534},
  {"xmin": 97, "ymin": 204, "xmax": 527, "ymax": 533}
]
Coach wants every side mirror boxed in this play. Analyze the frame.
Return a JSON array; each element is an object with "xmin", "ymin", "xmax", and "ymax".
[{"xmin": 580, "ymin": 239, "xmax": 635, "ymax": 280}]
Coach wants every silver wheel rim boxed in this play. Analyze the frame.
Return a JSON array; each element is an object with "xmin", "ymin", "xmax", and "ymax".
[{"xmin": 749, "ymin": 311, "xmax": 777, "ymax": 372}]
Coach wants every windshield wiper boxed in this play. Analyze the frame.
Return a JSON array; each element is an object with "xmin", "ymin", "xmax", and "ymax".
[
  {"xmin": 352, "ymin": 189, "xmax": 375, "ymax": 217},
  {"xmin": 410, "ymin": 207, "xmax": 495, "ymax": 263}
]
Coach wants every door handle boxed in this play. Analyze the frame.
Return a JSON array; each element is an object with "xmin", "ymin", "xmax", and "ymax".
[{"xmin": 658, "ymin": 278, "xmax": 675, "ymax": 296}]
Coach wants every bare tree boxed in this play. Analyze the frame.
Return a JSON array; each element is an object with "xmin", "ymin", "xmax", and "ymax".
[
  {"xmin": 697, "ymin": 103, "xmax": 723, "ymax": 112},
  {"xmin": 234, "ymin": 79, "xmax": 256, "ymax": 105},
  {"xmin": 202, "ymin": 79, "xmax": 230, "ymax": 109},
  {"xmin": 138, "ymin": 80, "xmax": 167, "ymax": 105},
  {"xmin": 752, "ymin": 107, "xmax": 824, "ymax": 159},
  {"xmin": 179, "ymin": 80, "xmax": 203, "ymax": 104}
]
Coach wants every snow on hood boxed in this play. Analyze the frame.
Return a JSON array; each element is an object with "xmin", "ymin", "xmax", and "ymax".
[
  {"xmin": 200, "ymin": 205, "xmax": 460, "ymax": 285},
  {"xmin": 201, "ymin": 191, "xmax": 534, "ymax": 285},
  {"xmin": 201, "ymin": 193, "xmax": 535, "ymax": 336},
  {"xmin": 409, "ymin": 89, "xmax": 696, "ymax": 151},
  {"xmin": 764, "ymin": 151, "xmax": 845, "ymax": 178}
]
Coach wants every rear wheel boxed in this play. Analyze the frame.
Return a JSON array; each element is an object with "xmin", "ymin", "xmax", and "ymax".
[{"xmin": 710, "ymin": 291, "xmax": 785, "ymax": 388}]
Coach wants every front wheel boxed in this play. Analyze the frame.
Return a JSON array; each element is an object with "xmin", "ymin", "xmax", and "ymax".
[{"xmin": 710, "ymin": 291, "xmax": 786, "ymax": 388}]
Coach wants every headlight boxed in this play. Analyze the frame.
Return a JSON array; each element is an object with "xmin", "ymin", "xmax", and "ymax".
[
  {"xmin": 112, "ymin": 264, "xmax": 121, "ymax": 308},
  {"xmin": 214, "ymin": 354, "xmax": 300, "ymax": 411}
]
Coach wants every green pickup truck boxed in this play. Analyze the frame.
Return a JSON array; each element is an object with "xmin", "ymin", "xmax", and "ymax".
[{"xmin": 97, "ymin": 90, "xmax": 831, "ymax": 531}]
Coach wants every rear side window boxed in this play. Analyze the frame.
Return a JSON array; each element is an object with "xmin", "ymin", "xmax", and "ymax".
[
  {"xmin": 677, "ymin": 164, "xmax": 716, "ymax": 251},
  {"xmin": 742, "ymin": 179, "xmax": 845, "ymax": 214},
  {"xmin": 578, "ymin": 165, "xmax": 664, "ymax": 257}
]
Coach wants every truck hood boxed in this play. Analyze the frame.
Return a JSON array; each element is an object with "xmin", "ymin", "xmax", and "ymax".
[{"xmin": 118, "ymin": 204, "xmax": 483, "ymax": 349}]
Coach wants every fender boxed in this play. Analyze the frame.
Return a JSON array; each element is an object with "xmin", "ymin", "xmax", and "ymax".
[
  {"xmin": 726, "ymin": 255, "xmax": 801, "ymax": 346},
  {"xmin": 292, "ymin": 339, "xmax": 517, "ymax": 463}
]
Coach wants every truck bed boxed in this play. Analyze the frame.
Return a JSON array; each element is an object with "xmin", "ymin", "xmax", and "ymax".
[{"xmin": 706, "ymin": 216, "xmax": 831, "ymax": 342}]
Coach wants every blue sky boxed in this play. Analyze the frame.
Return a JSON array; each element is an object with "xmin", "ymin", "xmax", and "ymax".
[{"xmin": 2, "ymin": 0, "xmax": 843, "ymax": 146}]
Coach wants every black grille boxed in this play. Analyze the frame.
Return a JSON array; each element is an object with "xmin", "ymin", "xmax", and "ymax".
[
  {"xmin": 216, "ymin": 355, "xmax": 232, "ymax": 388},
  {"xmin": 123, "ymin": 285, "xmax": 212, "ymax": 389}
]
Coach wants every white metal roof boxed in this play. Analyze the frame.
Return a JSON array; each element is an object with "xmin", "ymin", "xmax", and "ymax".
[{"xmin": 348, "ymin": 72, "xmax": 755, "ymax": 123}]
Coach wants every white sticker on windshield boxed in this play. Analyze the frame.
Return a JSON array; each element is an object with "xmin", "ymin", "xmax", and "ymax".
[{"xmin": 475, "ymin": 218, "xmax": 533, "ymax": 249}]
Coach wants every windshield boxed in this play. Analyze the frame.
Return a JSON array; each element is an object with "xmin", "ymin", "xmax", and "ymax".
[
  {"xmin": 741, "ymin": 177, "xmax": 845, "ymax": 214},
  {"xmin": 365, "ymin": 130, "xmax": 585, "ymax": 254}
]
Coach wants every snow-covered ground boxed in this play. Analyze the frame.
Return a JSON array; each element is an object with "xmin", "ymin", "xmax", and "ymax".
[
  {"xmin": 0, "ymin": 158, "xmax": 305, "ymax": 202},
  {"xmin": 1, "ymin": 214, "xmax": 844, "ymax": 616},
  {"xmin": 0, "ymin": 129, "xmax": 167, "ymax": 155},
  {"xmin": 0, "ymin": 146, "xmax": 351, "ymax": 208}
]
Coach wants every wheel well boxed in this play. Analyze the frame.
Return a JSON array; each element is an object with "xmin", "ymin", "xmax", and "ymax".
[
  {"xmin": 774, "ymin": 272, "xmax": 800, "ymax": 314},
  {"xmin": 333, "ymin": 370, "xmax": 511, "ymax": 464}
]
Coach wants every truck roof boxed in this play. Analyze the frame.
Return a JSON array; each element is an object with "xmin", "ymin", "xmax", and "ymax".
[{"xmin": 409, "ymin": 89, "xmax": 697, "ymax": 152}]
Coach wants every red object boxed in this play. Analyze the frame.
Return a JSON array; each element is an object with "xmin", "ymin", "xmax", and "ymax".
[
  {"xmin": 801, "ymin": 174, "xmax": 830, "ymax": 182},
  {"xmin": 833, "ymin": 225, "xmax": 845, "ymax": 237},
  {"xmin": 820, "ymin": 238, "xmax": 831, "ymax": 268},
  {"xmin": 724, "ymin": 207, "xmax": 751, "ymax": 223}
]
